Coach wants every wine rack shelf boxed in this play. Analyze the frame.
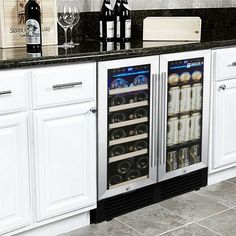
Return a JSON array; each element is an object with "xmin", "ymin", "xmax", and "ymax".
[
  {"xmin": 109, "ymin": 149, "xmax": 148, "ymax": 163},
  {"xmin": 109, "ymin": 117, "xmax": 148, "ymax": 129},
  {"xmin": 109, "ymin": 175, "xmax": 148, "ymax": 189},
  {"xmin": 109, "ymin": 85, "xmax": 148, "ymax": 95},
  {"xmin": 109, "ymin": 133, "xmax": 148, "ymax": 146},
  {"xmin": 109, "ymin": 101, "xmax": 148, "ymax": 112}
]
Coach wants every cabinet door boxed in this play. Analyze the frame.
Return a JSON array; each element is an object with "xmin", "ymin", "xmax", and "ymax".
[
  {"xmin": 213, "ymin": 79, "xmax": 236, "ymax": 169},
  {"xmin": 34, "ymin": 103, "xmax": 96, "ymax": 221},
  {"xmin": 0, "ymin": 113, "xmax": 30, "ymax": 235}
]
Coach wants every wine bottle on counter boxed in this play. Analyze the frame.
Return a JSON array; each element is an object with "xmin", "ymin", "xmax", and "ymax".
[
  {"xmin": 120, "ymin": 0, "xmax": 131, "ymax": 41},
  {"xmin": 114, "ymin": 0, "xmax": 122, "ymax": 40},
  {"xmin": 99, "ymin": 0, "xmax": 115, "ymax": 41},
  {"xmin": 25, "ymin": 0, "xmax": 42, "ymax": 53}
]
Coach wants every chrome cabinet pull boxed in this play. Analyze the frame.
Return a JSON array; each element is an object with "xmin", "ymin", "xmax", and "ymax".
[
  {"xmin": 228, "ymin": 62, "xmax": 236, "ymax": 67},
  {"xmin": 218, "ymin": 85, "xmax": 226, "ymax": 91},
  {"xmin": 90, "ymin": 108, "xmax": 97, "ymax": 114},
  {"xmin": 52, "ymin": 81, "xmax": 83, "ymax": 90},
  {"xmin": 0, "ymin": 90, "xmax": 12, "ymax": 96}
]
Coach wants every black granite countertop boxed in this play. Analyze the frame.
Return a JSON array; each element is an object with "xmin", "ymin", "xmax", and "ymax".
[{"xmin": 1, "ymin": 8, "xmax": 236, "ymax": 70}]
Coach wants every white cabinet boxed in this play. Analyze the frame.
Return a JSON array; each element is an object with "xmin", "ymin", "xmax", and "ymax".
[
  {"xmin": 0, "ymin": 113, "xmax": 30, "ymax": 235},
  {"xmin": 33, "ymin": 103, "xmax": 96, "ymax": 221},
  {"xmin": 212, "ymin": 79, "xmax": 236, "ymax": 170}
]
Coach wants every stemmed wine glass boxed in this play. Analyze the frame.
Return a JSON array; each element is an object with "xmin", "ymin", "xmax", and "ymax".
[
  {"xmin": 69, "ymin": 0, "xmax": 80, "ymax": 46},
  {"xmin": 57, "ymin": 0, "xmax": 75, "ymax": 48}
]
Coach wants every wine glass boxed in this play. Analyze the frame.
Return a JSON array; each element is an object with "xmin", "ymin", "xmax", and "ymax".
[
  {"xmin": 69, "ymin": 0, "xmax": 80, "ymax": 46},
  {"xmin": 57, "ymin": 0, "xmax": 75, "ymax": 48}
]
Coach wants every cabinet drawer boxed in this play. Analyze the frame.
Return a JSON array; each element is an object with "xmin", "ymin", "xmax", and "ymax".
[
  {"xmin": 0, "ymin": 70, "xmax": 27, "ymax": 114},
  {"xmin": 32, "ymin": 63, "xmax": 96, "ymax": 109},
  {"xmin": 213, "ymin": 47, "xmax": 236, "ymax": 81}
]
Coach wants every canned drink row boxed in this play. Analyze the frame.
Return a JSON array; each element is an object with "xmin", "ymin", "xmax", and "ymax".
[
  {"xmin": 166, "ymin": 145, "xmax": 201, "ymax": 172},
  {"xmin": 167, "ymin": 112, "xmax": 201, "ymax": 146},
  {"xmin": 168, "ymin": 83, "xmax": 202, "ymax": 115}
]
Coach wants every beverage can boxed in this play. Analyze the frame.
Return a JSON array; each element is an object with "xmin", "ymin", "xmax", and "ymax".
[
  {"xmin": 189, "ymin": 145, "xmax": 201, "ymax": 164},
  {"xmin": 178, "ymin": 115, "xmax": 190, "ymax": 143},
  {"xmin": 192, "ymin": 83, "xmax": 202, "ymax": 111},
  {"xmin": 168, "ymin": 86, "xmax": 180, "ymax": 115},
  {"xmin": 167, "ymin": 151, "xmax": 178, "ymax": 172},
  {"xmin": 180, "ymin": 85, "xmax": 192, "ymax": 113},
  {"xmin": 167, "ymin": 117, "xmax": 179, "ymax": 146},
  {"xmin": 178, "ymin": 148, "xmax": 190, "ymax": 168},
  {"xmin": 190, "ymin": 112, "xmax": 201, "ymax": 140}
]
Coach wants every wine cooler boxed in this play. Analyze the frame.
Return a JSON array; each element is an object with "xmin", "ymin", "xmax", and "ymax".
[
  {"xmin": 95, "ymin": 51, "xmax": 210, "ymax": 222},
  {"xmin": 98, "ymin": 56, "xmax": 159, "ymax": 200}
]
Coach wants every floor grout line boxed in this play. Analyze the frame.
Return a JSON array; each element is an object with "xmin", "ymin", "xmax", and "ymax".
[
  {"xmin": 195, "ymin": 222, "xmax": 224, "ymax": 236},
  {"xmin": 193, "ymin": 190, "xmax": 233, "ymax": 209},
  {"xmin": 196, "ymin": 207, "xmax": 234, "ymax": 223},
  {"xmin": 114, "ymin": 218, "xmax": 145, "ymax": 235},
  {"xmin": 225, "ymin": 180, "xmax": 236, "ymax": 186},
  {"xmin": 156, "ymin": 222, "xmax": 194, "ymax": 236},
  {"xmin": 156, "ymin": 203, "xmax": 192, "ymax": 222}
]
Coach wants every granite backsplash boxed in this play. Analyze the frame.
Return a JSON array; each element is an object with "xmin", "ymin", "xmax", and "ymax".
[{"xmin": 58, "ymin": 8, "xmax": 236, "ymax": 44}]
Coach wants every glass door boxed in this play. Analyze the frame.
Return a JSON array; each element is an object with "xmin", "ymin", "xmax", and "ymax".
[
  {"xmin": 108, "ymin": 65, "xmax": 151, "ymax": 189},
  {"xmin": 159, "ymin": 50, "xmax": 211, "ymax": 182},
  {"xmin": 98, "ymin": 56, "xmax": 159, "ymax": 200}
]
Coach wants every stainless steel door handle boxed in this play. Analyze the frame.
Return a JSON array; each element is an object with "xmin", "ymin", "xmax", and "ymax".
[
  {"xmin": 161, "ymin": 72, "xmax": 168, "ymax": 165},
  {"xmin": 0, "ymin": 90, "xmax": 12, "ymax": 96},
  {"xmin": 52, "ymin": 81, "xmax": 83, "ymax": 90},
  {"xmin": 218, "ymin": 85, "xmax": 226, "ymax": 91},
  {"xmin": 151, "ymin": 74, "xmax": 156, "ymax": 168}
]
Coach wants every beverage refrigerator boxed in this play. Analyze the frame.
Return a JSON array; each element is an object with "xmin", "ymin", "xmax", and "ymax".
[
  {"xmin": 93, "ymin": 50, "xmax": 210, "ymax": 222},
  {"xmin": 158, "ymin": 50, "xmax": 210, "ymax": 182}
]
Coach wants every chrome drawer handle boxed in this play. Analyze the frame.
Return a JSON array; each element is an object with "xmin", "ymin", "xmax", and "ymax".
[
  {"xmin": 0, "ymin": 90, "xmax": 12, "ymax": 96},
  {"xmin": 228, "ymin": 62, "xmax": 236, "ymax": 67},
  {"xmin": 52, "ymin": 82, "xmax": 83, "ymax": 90},
  {"xmin": 219, "ymin": 85, "xmax": 226, "ymax": 91}
]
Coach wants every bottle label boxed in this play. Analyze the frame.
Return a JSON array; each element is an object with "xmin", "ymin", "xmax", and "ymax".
[
  {"xmin": 125, "ymin": 19, "xmax": 131, "ymax": 38},
  {"xmin": 107, "ymin": 21, "xmax": 114, "ymax": 38},
  {"xmin": 26, "ymin": 19, "xmax": 41, "ymax": 45},
  {"xmin": 100, "ymin": 20, "xmax": 103, "ymax": 38},
  {"xmin": 116, "ymin": 16, "xmax": 121, "ymax": 38},
  {"xmin": 105, "ymin": 3, "xmax": 113, "ymax": 11}
]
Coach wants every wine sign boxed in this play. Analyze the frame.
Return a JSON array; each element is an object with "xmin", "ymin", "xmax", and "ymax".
[{"xmin": 0, "ymin": 0, "xmax": 58, "ymax": 48}]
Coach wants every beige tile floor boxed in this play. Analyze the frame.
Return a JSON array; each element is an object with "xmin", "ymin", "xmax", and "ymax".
[{"xmin": 61, "ymin": 177, "xmax": 236, "ymax": 236}]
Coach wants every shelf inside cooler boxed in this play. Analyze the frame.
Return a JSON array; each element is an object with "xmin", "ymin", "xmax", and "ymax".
[
  {"xmin": 109, "ymin": 117, "xmax": 148, "ymax": 129},
  {"xmin": 167, "ymin": 139, "xmax": 201, "ymax": 151},
  {"xmin": 109, "ymin": 133, "xmax": 148, "ymax": 146},
  {"xmin": 168, "ymin": 109, "xmax": 202, "ymax": 119},
  {"xmin": 109, "ymin": 149, "xmax": 148, "ymax": 163},
  {"xmin": 168, "ymin": 80, "xmax": 202, "ymax": 88},
  {"xmin": 109, "ymin": 85, "xmax": 148, "ymax": 95},
  {"xmin": 109, "ymin": 101, "xmax": 149, "ymax": 112},
  {"xmin": 109, "ymin": 175, "xmax": 149, "ymax": 189}
]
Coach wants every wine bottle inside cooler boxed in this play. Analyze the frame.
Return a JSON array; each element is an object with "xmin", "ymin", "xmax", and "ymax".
[
  {"xmin": 120, "ymin": 0, "xmax": 131, "ymax": 41},
  {"xmin": 114, "ymin": 0, "xmax": 122, "ymax": 40},
  {"xmin": 99, "ymin": 0, "xmax": 115, "ymax": 41},
  {"xmin": 25, "ymin": 0, "xmax": 42, "ymax": 53}
]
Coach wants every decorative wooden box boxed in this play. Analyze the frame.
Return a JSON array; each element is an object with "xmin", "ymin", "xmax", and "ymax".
[{"xmin": 0, "ymin": 0, "xmax": 58, "ymax": 48}]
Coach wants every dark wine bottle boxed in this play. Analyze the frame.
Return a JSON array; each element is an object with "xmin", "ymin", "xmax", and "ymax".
[
  {"xmin": 99, "ymin": 0, "xmax": 115, "ymax": 41},
  {"xmin": 114, "ymin": 0, "xmax": 122, "ymax": 40},
  {"xmin": 25, "ymin": 0, "xmax": 42, "ymax": 53},
  {"xmin": 120, "ymin": 0, "xmax": 131, "ymax": 41}
]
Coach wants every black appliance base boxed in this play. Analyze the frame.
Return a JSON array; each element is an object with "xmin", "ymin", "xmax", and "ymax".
[{"xmin": 91, "ymin": 168, "xmax": 208, "ymax": 223}]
